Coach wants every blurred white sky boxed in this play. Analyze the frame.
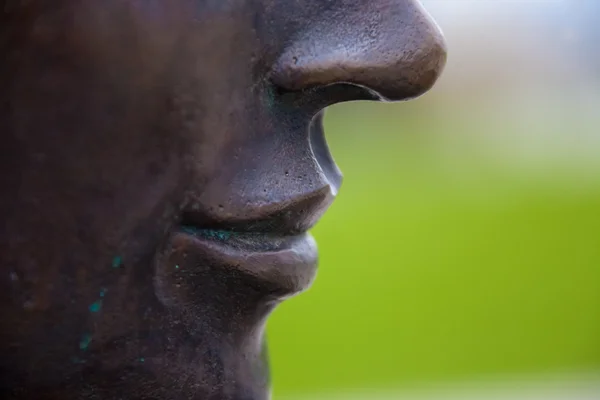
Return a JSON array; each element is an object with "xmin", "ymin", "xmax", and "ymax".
[
  {"xmin": 421, "ymin": 0, "xmax": 598, "ymax": 89},
  {"xmin": 422, "ymin": 0, "xmax": 571, "ymax": 20},
  {"xmin": 409, "ymin": 0, "xmax": 600, "ymax": 170}
]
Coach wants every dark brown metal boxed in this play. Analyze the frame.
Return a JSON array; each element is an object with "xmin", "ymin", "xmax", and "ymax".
[{"xmin": 0, "ymin": 1, "xmax": 446, "ymax": 398}]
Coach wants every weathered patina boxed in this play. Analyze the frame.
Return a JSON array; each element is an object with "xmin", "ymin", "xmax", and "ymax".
[{"xmin": 0, "ymin": 1, "xmax": 446, "ymax": 398}]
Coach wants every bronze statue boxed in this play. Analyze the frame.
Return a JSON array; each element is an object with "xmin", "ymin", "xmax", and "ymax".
[{"xmin": 0, "ymin": 0, "xmax": 446, "ymax": 398}]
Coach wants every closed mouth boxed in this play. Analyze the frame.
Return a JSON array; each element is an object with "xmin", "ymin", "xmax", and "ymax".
[
  {"xmin": 171, "ymin": 221, "xmax": 319, "ymax": 294},
  {"xmin": 171, "ymin": 184, "xmax": 333, "ymax": 293},
  {"xmin": 178, "ymin": 224, "xmax": 309, "ymax": 253}
]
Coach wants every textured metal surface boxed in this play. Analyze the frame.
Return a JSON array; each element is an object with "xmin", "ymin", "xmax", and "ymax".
[{"xmin": 0, "ymin": 1, "xmax": 446, "ymax": 398}]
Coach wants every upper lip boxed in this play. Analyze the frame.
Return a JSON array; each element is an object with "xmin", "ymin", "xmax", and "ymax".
[{"xmin": 180, "ymin": 186, "xmax": 333, "ymax": 237}]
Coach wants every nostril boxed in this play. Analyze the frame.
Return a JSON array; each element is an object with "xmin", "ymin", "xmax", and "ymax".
[{"xmin": 270, "ymin": 81, "xmax": 382, "ymax": 112}]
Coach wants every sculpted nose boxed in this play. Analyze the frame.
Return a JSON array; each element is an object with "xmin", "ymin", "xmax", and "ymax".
[{"xmin": 270, "ymin": 0, "xmax": 447, "ymax": 101}]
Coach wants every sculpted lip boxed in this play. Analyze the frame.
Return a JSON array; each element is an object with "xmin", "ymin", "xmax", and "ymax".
[
  {"xmin": 173, "ymin": 182, "xmax": 334, "ymax": 293},
  {"xmin": 174, "ymin": 224, "xmax": 319, "ymax": 293}
]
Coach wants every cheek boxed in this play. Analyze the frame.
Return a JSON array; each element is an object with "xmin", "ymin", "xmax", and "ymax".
[
  {"xmin": 0, "ymin": 144, "xmax": 186, "ymax": 345},
  {"xmin": 89, "ymin": 152, "xmax": 186, "ymax": 251}
]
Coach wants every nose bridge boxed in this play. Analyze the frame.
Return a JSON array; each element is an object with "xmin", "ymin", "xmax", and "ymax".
[{"xmin": 271, "ymin": 0, "xmax": 447, "ymax": 101}]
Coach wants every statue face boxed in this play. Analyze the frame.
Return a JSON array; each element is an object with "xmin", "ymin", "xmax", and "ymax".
[{"xmin": 0, "ymin": 0, "xmax": 445, "ymax": 398}]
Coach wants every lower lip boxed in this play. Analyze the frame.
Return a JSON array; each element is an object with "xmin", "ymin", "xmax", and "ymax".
[{"xmin": 172, "ymin": 226, "xmax": 319, "ymax": 294}]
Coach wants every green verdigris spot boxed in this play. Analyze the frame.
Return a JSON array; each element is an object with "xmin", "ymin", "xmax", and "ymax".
[
  {"xmin": 181, "ymin": 226, "xmax": 233, "ymax": 241},
  {"xmin": 88, "ymin": 300, "xmax": 102, "ymax": 313},
  {"xmin": 79, "ymin": 333, "xmax": 92, "ymax": 350},
  {"xmin": 112, "ymin": 256, "xmax": 122, "ymax": 268}
]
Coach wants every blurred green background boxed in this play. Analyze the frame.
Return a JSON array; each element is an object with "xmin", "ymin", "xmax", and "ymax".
[{"xmin": 267, "ymin": 1, "xmax": 600, "ymax": 398}]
